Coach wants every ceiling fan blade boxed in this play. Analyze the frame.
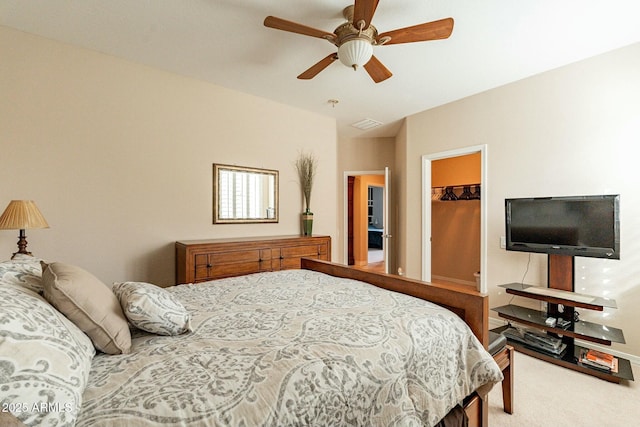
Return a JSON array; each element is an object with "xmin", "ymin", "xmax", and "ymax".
[
  {"xmin": 377, "ymin": 17, "xmax": 454, "ymax": 45},
  {"xmin": 364, "ymin": 55, "xmax": 392, "ymax": 83},
  {"xmin": 352, "ymin": 0, "xmax": 380, "ymax": 30},
  {"xmin": 264, "ymin": 16, "xmax": 336, "ymax": 41},
  {"xmin": 297, "ymin": 53, "xmax": 338, "ymax": 80}
]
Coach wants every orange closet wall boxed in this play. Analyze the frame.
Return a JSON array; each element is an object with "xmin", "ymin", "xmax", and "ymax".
[
  {"xmin": 432, "ymin": 153, "xmax": 481, "ymax": 187},
  {"xmin": 354, "ymin": 175, "xmax": 385, "ymax": 266},
  {"xmin": 431, "ymin": 153, "xmax": 481, "ymax": 285}
]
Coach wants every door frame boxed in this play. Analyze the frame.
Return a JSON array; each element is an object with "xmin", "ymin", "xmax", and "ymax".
[
  {"xmin": 343, "ymin": 170, "xmax": 385, "ymax": 270},
  {"xmin": 421, "ymin": 145, "xmax": 488, "ymax": 292}
]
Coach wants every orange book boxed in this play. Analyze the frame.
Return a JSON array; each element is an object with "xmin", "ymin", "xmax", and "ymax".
[{"xmin": 585, "ymin": 349, "xmax": 615, "ymax": 368}]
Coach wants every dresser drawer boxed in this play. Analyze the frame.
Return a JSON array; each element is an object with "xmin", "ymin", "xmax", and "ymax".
[
  {"xmin": 193, "ymin": 249, "xmax": 271, "ymax": 282},
  {"xmin": 275, "ymin": 243, "xmax": 329, "ymax": 270}
]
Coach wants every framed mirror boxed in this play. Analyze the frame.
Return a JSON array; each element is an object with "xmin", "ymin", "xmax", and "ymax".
[{"xmin": 213, "ymin": 164, "xmax": 279, "ymax": 223}]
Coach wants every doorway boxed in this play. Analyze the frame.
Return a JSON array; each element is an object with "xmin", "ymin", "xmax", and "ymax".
[
  {"xmin": 367, "ymin": 184, "xmax": 384, "ymax": 268},
  {"xmin": 422, "ymin": 145, "xmax": 487, "ymax": 292},
  {"xmin": 344, "ymin": 169, "xmax": 391, "ymax": 274}
]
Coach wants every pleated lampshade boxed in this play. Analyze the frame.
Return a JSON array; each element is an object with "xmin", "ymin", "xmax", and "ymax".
[{"xmin": 0, "ymin": 200, "xmax": 49, "ymax": 230}]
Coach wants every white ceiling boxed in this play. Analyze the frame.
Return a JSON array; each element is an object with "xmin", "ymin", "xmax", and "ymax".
[{"xmin": 2, "ymin": 0, "xmax": 639, "ymax": 138}]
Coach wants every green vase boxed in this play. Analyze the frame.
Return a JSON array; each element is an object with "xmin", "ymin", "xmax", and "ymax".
[{"xmin": 302, "ymin": 209, "xmax": 313, "ymax": 236}]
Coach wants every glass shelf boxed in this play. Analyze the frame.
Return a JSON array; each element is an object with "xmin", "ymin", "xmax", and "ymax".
[
  {"xmin": 499, "ymin": 282, "xmax": 617, "ymax": 310},
  {"xmin": 493, "ymin": 326, "xmax": 634, "ymax": 383},
  {"xmin": 492, "ymin": 304, "xmax": 625, "ymax": 345}
]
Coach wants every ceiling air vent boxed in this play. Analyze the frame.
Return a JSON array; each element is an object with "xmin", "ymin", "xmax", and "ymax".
[{"xmin": 351, "ymin": 118, "xmax": 383, "ymax": 130}]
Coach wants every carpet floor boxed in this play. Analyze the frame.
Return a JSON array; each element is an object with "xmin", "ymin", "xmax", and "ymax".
[{"xmin": 488, "ymin": 352, "xmax": 640, "ymax": 426}]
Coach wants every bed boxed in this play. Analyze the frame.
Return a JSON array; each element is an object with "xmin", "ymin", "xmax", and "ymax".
[{"xmin": 0, "ymin": 255, "xmax": 502, "ymax": 427}]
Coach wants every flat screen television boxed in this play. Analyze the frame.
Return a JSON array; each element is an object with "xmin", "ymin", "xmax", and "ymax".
[{"xmin": 505, "ymin": 194, "xmax": 620, "ymax": 259}]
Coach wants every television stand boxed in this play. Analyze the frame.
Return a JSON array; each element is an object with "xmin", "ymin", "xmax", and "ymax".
[{"xmin": 493, "ymin": 254, "xmax": 634, "ymax": 383}]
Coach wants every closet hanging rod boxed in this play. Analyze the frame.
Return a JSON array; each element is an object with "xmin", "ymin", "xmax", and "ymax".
[
  {"xmin": 432, "ymin": 183, "xmax": 481, "ymax": 201},
  {"xmin": 431, "ymin": 183, "xmax": 481, "ymax": 190}
]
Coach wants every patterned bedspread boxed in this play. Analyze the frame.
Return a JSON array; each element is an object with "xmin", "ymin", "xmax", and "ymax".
[{"xmin": 77, "ymin": 270, "xmax": 502, "ymax": 427}]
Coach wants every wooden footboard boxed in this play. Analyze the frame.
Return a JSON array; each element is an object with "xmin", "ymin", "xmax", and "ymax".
[{"xmin": 301, "ymin": 258, "xmax": 491, "ymax": 427}]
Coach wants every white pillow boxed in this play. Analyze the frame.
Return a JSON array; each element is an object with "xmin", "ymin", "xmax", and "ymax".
[
  {"xmin": 0, "ymin": 283, "xmax": 95, "ymax": 426},
  {"xmin": 112, "ymin": 281, "xmax": 192, "ymax": 336},
  {"xmin": 0, "ymin": 255, "xmax": 43, "ymax": 293}
]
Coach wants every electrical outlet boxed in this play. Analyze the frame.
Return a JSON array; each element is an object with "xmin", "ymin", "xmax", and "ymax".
[{"xmin": 500, "ymin": 236, "xmax": 506, "ymax": 249}]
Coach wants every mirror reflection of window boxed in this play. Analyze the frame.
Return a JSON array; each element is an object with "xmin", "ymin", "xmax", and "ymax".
[
  {"xmin": 218, "ymin": 170, "xmax": 272, "ymax": 219},
  {"xmin": 213, "ymin": 164, "xmax": 278, "ymax": 223}
]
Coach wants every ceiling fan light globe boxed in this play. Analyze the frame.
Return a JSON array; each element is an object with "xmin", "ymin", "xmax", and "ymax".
[{"xmin": 338, "ymin": 39, "xmax": 373, "ymax": 69}]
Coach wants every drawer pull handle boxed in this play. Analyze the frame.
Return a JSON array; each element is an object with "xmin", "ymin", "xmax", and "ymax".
[
  {"xmin": 280, "ymin": 256, "xmax": 284, "ymax": 259},
  {"xmin": 206, "ymin": 264, "xmax": 212, "ymax": 268}
]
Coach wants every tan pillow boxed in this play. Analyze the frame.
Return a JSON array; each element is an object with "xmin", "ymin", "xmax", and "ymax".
[{"xmin": 41, "ymin": 261, "xmax": 131, "ymax": 354}]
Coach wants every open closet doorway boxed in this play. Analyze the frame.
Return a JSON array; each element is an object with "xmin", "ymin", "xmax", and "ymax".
[
  {"xmin": 344, "ymin": 168, "xmax": 392, "ymax": 274},
  {"xmin": 421, "ymin": 145, "xmax": 487, "ymax": 292}
]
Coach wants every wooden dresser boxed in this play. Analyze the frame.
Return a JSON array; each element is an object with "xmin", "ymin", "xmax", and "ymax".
[{"xmin": 175, "ymin": 235, "xmax": 331, "ymax": 284}]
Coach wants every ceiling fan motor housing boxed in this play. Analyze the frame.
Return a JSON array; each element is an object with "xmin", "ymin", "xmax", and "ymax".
[{"xmin": 334, "ymin": 22, "xmax": 377, "ymax": 69}]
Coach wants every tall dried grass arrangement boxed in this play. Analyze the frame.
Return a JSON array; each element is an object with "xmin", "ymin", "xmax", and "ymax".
[{"xmin": 295, "ymin": 151, "xmax": 317, "ymax": 212}]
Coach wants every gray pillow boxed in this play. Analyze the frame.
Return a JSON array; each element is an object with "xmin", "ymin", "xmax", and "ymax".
[{"xmin": 112, "ymin": 281, "xmax": 192, "ymax": 336}]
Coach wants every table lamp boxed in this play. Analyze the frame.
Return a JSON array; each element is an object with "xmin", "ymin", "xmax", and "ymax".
[{"xmin": 0, "ymin": 200, "xmax": 49, "ymax": 259}]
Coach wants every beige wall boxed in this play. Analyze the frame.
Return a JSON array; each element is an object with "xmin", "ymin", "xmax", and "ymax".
[
  {"xmin": 400, "ymin": 43, "xmax": 640, "ymax": 357},
  {"xmin": 0, "ymin": 26, "xmax": 338, "ymax": 286},
  {"xmin": 394, "ymin": 123, "xmax": 408, "ymax": 276}
]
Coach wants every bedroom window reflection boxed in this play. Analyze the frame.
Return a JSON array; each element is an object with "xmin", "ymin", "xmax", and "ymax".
[{"xmin": 213, "ymin": 164, "xmax": 278, "ymax": 223}]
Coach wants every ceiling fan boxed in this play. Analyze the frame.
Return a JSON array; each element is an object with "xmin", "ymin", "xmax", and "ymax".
[{"xmin": 263, "ymin": 0, "xmax": 454, "ymax": 83}]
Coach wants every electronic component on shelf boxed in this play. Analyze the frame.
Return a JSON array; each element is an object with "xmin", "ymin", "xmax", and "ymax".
[
  {"xmin": 545, "ymin": 317, "xmax": 557, "ymax": 327},
  {"xmin": 502, "ymin": 326, "xmax": 567, "ymax": 356}
]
